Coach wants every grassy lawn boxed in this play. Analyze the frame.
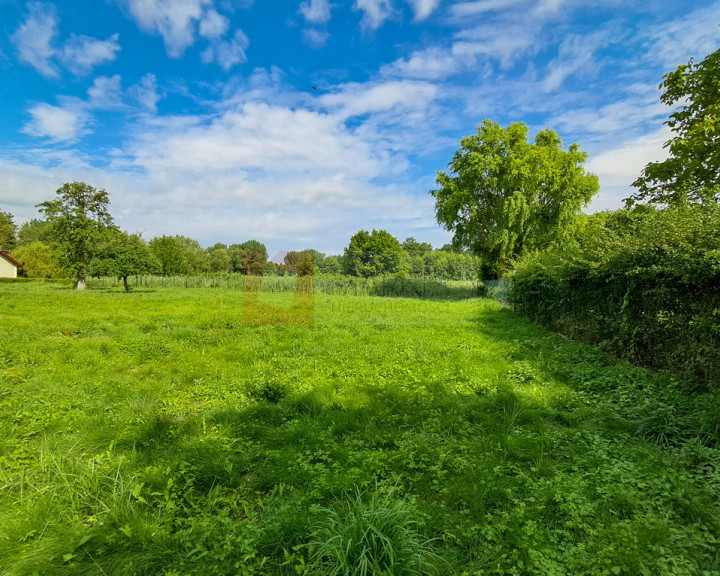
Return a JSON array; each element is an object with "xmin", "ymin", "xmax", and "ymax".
[{"xmin": 1, "ymin": 283, "xmax": 719, "ymax": 575}]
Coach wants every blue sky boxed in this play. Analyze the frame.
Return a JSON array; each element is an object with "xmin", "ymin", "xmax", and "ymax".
[{"xmin": 1, "ymin": 0, "xmax": 719, "ymax": 255}]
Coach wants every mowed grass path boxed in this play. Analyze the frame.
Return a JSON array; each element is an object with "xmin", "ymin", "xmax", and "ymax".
[{"xmin": 0, "ymin": 283, "xmax": 719, "ymax": 575}]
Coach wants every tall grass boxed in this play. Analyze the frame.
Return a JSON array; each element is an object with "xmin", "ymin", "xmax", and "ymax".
[{"xmin": 87, "ymin": 273, "xmax": 481, "ymax": 299}]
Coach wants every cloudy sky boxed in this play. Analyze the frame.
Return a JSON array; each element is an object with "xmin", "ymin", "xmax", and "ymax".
[{"xmin": 1, "ymin": 0, "xmax": 719, "ymax": 254}]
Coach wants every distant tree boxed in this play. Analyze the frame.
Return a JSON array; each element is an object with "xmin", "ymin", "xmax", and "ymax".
[
  {"xmin": 401, "ymin": 237, "xmax": 432, "ymax": 256},
  {"xmin": 432, "ymin": 120, "xmax": 598, "ymax": 278},
  {"xmin": 207, "ymin": 244, "xmax": 230, "ymax": 272},
  {"xmin": 283, "ymin": 250, "xmax": 314, "ymax": 276},
  {"xmin": 0, "ymin": 209, "xmax": 17, "ymax": 251},
  {"xmin": 343, "ymin": 229, "xmax": 404, "ymax": 277},
  {"xmin": 90, "ymin": 230, "xmax": 159, "ymax": 292},
  {"xmin": 149, "ymin": 236, "xmax": 187, "ymax": 275},
  {"xmin": 238, "ymin": 240, "xmax": 267, "ymax": 275},
  {"xmin": 631, "ymin": 46, "xmax": 720, "ymax": 206},
  {"xmin": 37, "ymin": 182, "xmax": 114, "ymax": 290},
  {"xmin": 319, "ymin": 255, "xmax": 341, "ymax": 274},
  {"xmin": 17, "ymin": 218, "xmax": 54, "ymax": 246},
  {"xmin": 11, "ymin": 242, "xmax": 59, "ymax": 278}
]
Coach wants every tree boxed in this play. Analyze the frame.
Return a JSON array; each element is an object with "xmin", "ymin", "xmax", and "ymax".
[
  {"xmin": 11, "ymin": 242, "xmax": 59, "ymax": 278},
  {"xmin": 17, "ymin": 218, "xmax": 54, "ymax": 246},
  {"xmin": 343, "ymin": 229, "xmax": 404, "ymax": 277},
  {"xmin": 283, "ymin": 250, "xmax": 314, "ymax": 276},
  {"xmin": 90, "ymin": 230, "xmax": 159, "ymax": 292},
  {"xmin": 37, "ymin": 182, "xmax": 114, "ymax": 290},
  {"xmin": 0, "ymin": 209, "xmax": 17, "ymax": 251},
  {"xmin": 238, "ymin": 240, "xmax": 267, "ymax": 275},
  {"xmin": 207, "ymin": 243, "xmax": 231, "ymax": 273},
  {"xmin": 631, "ymin": 46, "xmax": 720, "ymax": 206},
  {"xmin": 432, "ymin": 120, "xmax": 598, "ymax": 278},
  {"xmin": 401, "ymin": 237, "xmax": 432, "ymax": 256}
]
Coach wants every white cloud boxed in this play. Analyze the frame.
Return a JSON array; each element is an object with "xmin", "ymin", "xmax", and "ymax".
[
  {"xmin": 59, "ymin": 34, "xmax": 121, "ymax": 75},
  {"xmin": 302, "ymin": 28, "xmax": 330, "ymax": 48},
  {"xmin": 355, "ymin": 0, "xmax": 394, "ymax": 30},
  {"xmin": 320, "ymin": 80, "xmax": 438, "ymax": 119},
  {"xmin": 299, "ymin": 0, "xmax": 333, "ymax": 24},
  {"xmin": 450, "ymin": 0, "xmax": 524, "ymax": 18},
  {"xmin": 11, "ymin": 2, "xmax": 59, "ymax": 77},
  {"xmin": 405, "ymin": 0, "xmax": 439, "ymax": 20},
  {"xmin": 123, "ymin": 0, "xmax": 210, "ymax": 57},
  {"xmin": 199, "ymin": 8, "xmax": 229, "ymax": 38},
  {"xmin": 129, "ymin": 73, "xmax": 161, "ymax": 112},
  {"xmin": 201, "ymin": 29, "xmax": 249, "ymax": 70},
  {"xmin": 542, "ymin": 32, "xmax": 610, "ymax": 92},
  {"xmin": 586, "ymin": 127, "xmax": 670, "ymax": 212},
  {"xmin": 87, "ymin": 75, "xmax": 124, "ymax": 108},
  {"xmin": 23, "ymin": 103, "xmax": 87, "ymax": 142}
]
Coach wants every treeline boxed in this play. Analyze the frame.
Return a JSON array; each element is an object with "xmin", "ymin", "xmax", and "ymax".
[{"xmin": 0, "ymin": 209, "xmax": 480, "ymax": 289}]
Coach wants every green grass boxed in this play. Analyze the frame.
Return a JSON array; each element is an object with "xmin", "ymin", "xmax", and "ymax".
[{"xmin": 1, "ymin": 283, "xmax": 719, "ymax": 575}]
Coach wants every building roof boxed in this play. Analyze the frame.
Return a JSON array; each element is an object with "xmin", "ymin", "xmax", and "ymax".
[{"xmin": 0, "ymin": 251, "xmax": 22, "ymax": 268}]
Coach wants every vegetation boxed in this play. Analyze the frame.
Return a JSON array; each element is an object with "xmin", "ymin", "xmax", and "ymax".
[
  {"xmin": 343, "ymin": 229, "xmax": 404, "ymax": 277},
  {"xmin": 509, "ymin": 205, "xmax": 720, "ymax": 388},
  {"xmin": 37, "ymin": 182, "xmax": 114, "ymax": 290},
  {"xmin": 0, "ymin": 283, "xmax": 718, "ymax": 575},
  {"xmin": 0, "ymin": 209, "xmax": 17, "ymax": 251},
  {"xmin": 432, "ymin": 120, "xmax": 599, "ymax": 278},
  {"xmin": 89, "ymin": 230, "xmax": 160, "ymax": 292},
  {"xmin": 631, "ymin": 45, "xmax": 720, "ymax": 206},
  {"xmin": 10, "ymin": 241, "xmax": 59, "ymax": 278}
]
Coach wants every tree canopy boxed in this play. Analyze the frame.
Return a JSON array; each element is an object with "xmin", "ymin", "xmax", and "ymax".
[
  {"xmin": 343, "ymin": 229, "xmax": 404, "ymax": 277},
  {"xmin": 432, "ymin": 120, "xmax": 599, "ymax": 278},
  {"xmin": 37, "ymin": 182, "xmax": 114, "ymax": 290},
  {"xmin": 0, "ymin": 209, "xmax": 17, "ymax": 251},
  {"xmin": 631, "ymin": 46, "xmax": 720, "ymax": 206},
  {"xmin": 90, "ymin": 230, "xmax": 159, "ymax": 291}
]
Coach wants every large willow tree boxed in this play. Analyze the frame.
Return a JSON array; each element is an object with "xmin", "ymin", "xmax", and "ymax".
[{"xmin": 432, "ymin": 120, "xmax": 598, "ymax": 278}]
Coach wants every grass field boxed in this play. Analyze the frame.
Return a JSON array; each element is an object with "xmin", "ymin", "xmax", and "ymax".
[{"xmin": 1, "ymin": 283, "xmax": 719, "ymax": 575}]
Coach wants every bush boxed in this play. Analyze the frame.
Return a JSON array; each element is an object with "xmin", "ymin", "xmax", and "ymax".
[{"xmin": 509, "ymin": 205, "xmax": 720, "ymax": 388}]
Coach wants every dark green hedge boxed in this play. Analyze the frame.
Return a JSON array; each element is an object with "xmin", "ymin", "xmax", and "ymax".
[{"xmin": 509, "ymin": 206, "xmax": 720, "ymax": 388}]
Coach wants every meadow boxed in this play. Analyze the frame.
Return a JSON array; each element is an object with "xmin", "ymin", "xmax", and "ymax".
[{"xmin": 1, "ymin": 282, "xmax": 719, "ymax": 575}]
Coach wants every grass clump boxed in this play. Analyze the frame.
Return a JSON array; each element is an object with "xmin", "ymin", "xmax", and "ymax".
[{"xmin": 310, "ymin": 487, "xmax": 441, "ymax": 576}]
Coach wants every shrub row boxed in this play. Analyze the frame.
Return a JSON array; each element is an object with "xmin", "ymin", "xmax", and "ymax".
[{"xmin": 509, "ymin": 205, "xmax": 720, "ymax": 388}]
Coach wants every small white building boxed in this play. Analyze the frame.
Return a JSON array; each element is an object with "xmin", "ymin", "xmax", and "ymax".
[{"xmin": 0, "ymin": 251, "xmax": 21, "ymax": 278}]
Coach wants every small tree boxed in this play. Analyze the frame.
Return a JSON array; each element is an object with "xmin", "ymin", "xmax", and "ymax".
[
  {"xmin": 238, "ymin": 240, "xmax": 267, "ymax": 275},
  {"xmin": 283, "ymin": 250, "xmax": 315, "ymax": 276},
  {"xmin": 11, "ymin": 242, "xmax": 59, "ymax": 278},
  {"xmin": 631, "ymin": 46, "xmax": 720, "ymax": 206},
  {"xmin": 90, "ymin": 229, "xmax": 159, "ymax": 292},
  {"xmin": 343, "ymin": 229, "xmax": 404, "ymax": 277},
  {"xmin": 37, "ymin": 182, "xmax": 114, "ymax": 290},
  {"xmin": 432, "ymin": 120, "xmax": 598, "ymax": 278},
  {"xmin": 0, "ymin": 209, "xmax": 17, "ymax": 251}
]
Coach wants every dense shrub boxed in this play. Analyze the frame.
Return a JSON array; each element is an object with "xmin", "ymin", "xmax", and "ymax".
[{"xmin": 509, "ymin": 205, "xmax": 720, "ymax": 388}]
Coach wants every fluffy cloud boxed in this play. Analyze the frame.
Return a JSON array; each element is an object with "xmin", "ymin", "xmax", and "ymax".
[
  {"xmin": 87, "ymin": 75, "xmax": 124, "ymax": 108},
  {"xmin": 11, "ymin": 2, "xmax": 59, "ymax": 77},
  {"xmin": 129, "ymin": 73, "xmax": 161, "ymax": 112},
  {"xmin": 201, "ymin": 29, "xmax": 249, "ymax": 70},
  {"xmin": 355, "ymin": 0, "xmax": 393, "ymax": 30},
  {"xmin": 299, "ymin": 0, "xmax": 333, "ymax": 24},
  {"xmin": 405, "ymin": 0, "xmax": 439, "ymax": 20},
  {"xmin": 123, "ymin": 0, "xmax": 210, "ymax": 56},
  {"xmin": 59, "ymin": 34, "xmax": 121, "ymax": 75},
  {"xmin": 199, "ymin": 8, "xmax": 229, "ymax": 38},
  {"xmin": 319, "ymin": 80, "xmax": 438, "ymax": 119},
  {"xmin": 22, "ymin": 103, "xmax": 87, "ymax": 141}
]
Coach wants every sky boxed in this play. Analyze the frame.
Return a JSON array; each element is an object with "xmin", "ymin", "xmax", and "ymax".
[{"xmin": 1, "ymin": 0, "xmax": 719, "ymax": 255}]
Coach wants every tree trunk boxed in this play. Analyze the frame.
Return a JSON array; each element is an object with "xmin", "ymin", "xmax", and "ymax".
[
  {"xmin": 123, "ymin": 275, "xmax": 130, "ymax": 293},
  {"xmin": 76, "ymin": 276, "xmax": 86, "ymax": 290}
]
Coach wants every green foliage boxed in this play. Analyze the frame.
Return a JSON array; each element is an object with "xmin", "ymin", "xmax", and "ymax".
[
  {"xmin": 89, "ymin": 230, "xmax": 160, "ymax": 291},
  {"xmin": 432, "ymin": 120, "xmax": 599, "ymax": 278},
  {"xmin": 36, "ymin": 182, "xmax": 114, "ymax": 290},
  {"xmin": 0, "ymin": 285, "xmax": 719, "ymax": 574},
  {"xmin": 509, "ymin": 204, "xmax": 720, "ymax": 387},
  {"xmin": 234, "ymin": 240, "xmax": 267, "ymax": 276},
  {"xmin": 283, "ymin": 250, "xmax": 315, "ymax": 276},
  {"xmin": 631, "ymin": 46, "xmax": 720, "ymax": 205},
  {"xmin": 10, "ymin": 242, "xmax": 59, "ymax": 278},
  {"xmin": 401, "ymin": 237, "xmax": 433, "ymax": 256},
  {"xmin": 0, "ymin": 209, "xmax": 17, "ymax": 251},
  {"xmin": 149, "ymin": 235, "xmax": 208, "ymax": 275},
  {"xmin": 344, "ymin": 230, "xmax": 404, "ymax": 277},
  {"xmin": 17, "ymin": 219, "xmax": 54, "ymax": 246},
  {"xmin": 206, "ymin": 244, "xmax": 231, "ymax": 273}
]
